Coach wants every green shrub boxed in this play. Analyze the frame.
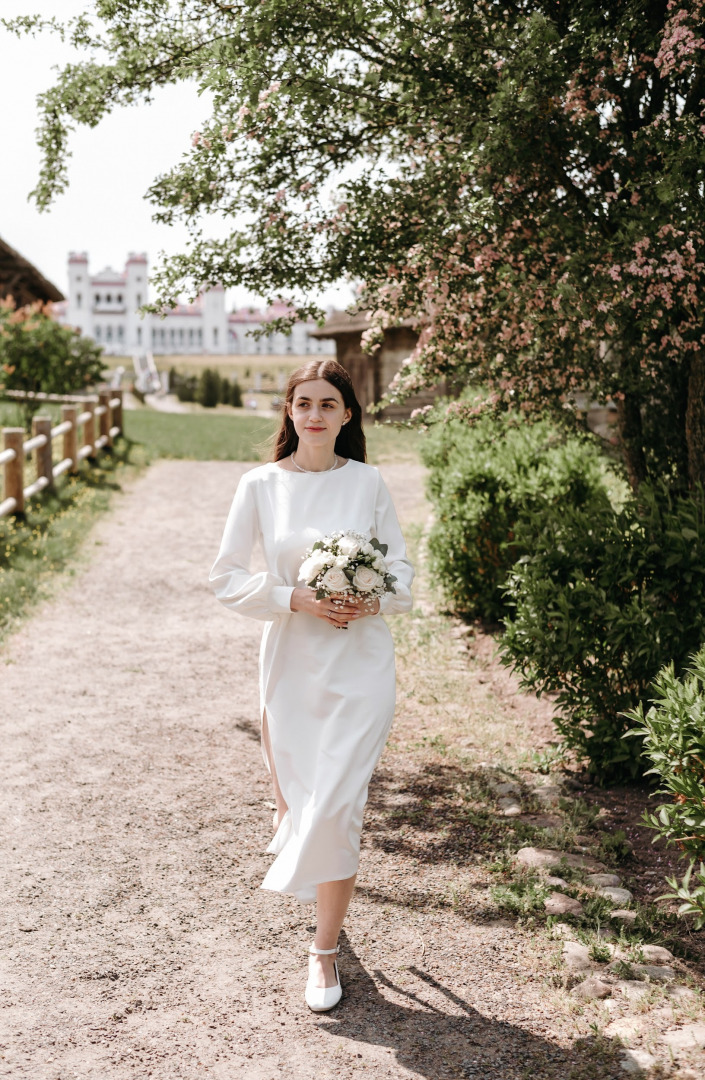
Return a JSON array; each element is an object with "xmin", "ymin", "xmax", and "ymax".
[
  {"xmin": 626, "ymin": 652, "xmax": 705, "ymax": 929},
  {"xmin": 421, "ymin": 412, "xmax": 609, "ymax": 621},
  {"xmin": 501, "ymin": 484, "xmax": 705, "ymax": 782},
  {"xmin": 197, "ymin": 367, "xmax": 221, "ymax": 408},
  {"xmin": 627, "ymin": 650, "xmax": 705, "ymax": 860},
  {"xmin": 229, "ymin": 379, "xmax": 243, "ymax": 407},
  {"xmin": 170, "ymin": 368, "xmax": 197, "ymax": 402},
  {"xmin": 0, "ymin": 297, "xmax": 105, "ymax": 429}
]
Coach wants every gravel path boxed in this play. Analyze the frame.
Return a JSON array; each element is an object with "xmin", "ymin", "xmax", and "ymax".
[{"xmin": 0, "ymin": 460, "xmax": 683, "ymax": 1080}]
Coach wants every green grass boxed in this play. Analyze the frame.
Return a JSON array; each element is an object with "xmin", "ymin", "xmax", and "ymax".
[
  {"xmin": 122, "ymin": 409, "xmax": 424, "ymax": 465},
  {"xmin": 124, "ymin": 409, "xmax": 277, "ymax": 461},
  {"xmin": 0, "ymin": 439, "xmax": 148, "ymax": 644}
]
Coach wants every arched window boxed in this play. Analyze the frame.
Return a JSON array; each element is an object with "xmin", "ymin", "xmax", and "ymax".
[
  {"xmin": 213, "ymin": 327, "xmax": 219, "ymax": 345},
  {"xmin": 136, "ymin": 293, "xmax": 142, "ymax": 307},
  {"xmin": 76, "ymin": 293, "xmax": 82, "ymax": 309},
  {"xmin": 197, "ymin": 328, "xmax": 202, "ymax": 343},
  {"xmin": 117, "ymin": 325, "xmax": 124, "ymax": 340},
  {"xmin": 117, "ymin": 293, "xmax": 123, "ymax": 304},
  {"xmin": 94, "ymin": 326, "xmax": 101, "ymax": 341},
  {"xmin": 106, "ymin": 326, "xmax": 113, "ymax": 342},
  {"xmin": 94, "ymin": 294, "xmax": 100, "ymax": 306},
  {"xmin": 106, "ymin": 293, "xmax": 112, "ymax": 303},
  {"xmin": 188, "ymin": 328, "xmax": 193, "ymax": 343},
  {"xmin": 137, "ymin": 327, "xmax": 142, "ymax": 345},
  {"xmin": 152, "ymin": 328, "xmax": 157, "ymax": 344},
  {"xmin": 179, "ymin": 328, "xmax": 184, "ymax": 343}
]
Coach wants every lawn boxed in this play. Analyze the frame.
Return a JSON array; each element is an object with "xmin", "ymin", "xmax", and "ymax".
[{"xmin": 123, "ymin": 408, "xmax": 423, "ymax": 465}]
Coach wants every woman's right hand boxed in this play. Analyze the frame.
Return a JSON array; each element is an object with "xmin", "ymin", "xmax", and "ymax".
[{"xmin": 289, "ymin": 587, "xmax": 360, "ymax": 628}]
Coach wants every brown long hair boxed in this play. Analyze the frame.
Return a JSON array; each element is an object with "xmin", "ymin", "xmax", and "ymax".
[{"xmin": 272, "ymin": 359, "xmax": 367, "ymax": 462}]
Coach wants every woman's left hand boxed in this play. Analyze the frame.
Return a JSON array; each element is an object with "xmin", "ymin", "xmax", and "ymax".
[{"xmin": 329, "ymin": 594, "xmax": 380, "ymax": 627}]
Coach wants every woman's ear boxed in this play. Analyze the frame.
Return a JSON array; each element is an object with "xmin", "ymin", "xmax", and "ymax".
[{"xmin": 343, "ymin": 407, "xmax": 352, "ymax": 425}]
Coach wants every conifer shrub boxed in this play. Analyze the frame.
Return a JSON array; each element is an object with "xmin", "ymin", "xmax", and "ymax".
[
  {"xmin": 229, "ymin": 379, "xmax": 243, "ymax": 407},
  {"xmin": 197, "ymin": 367, "xmax": 221, "ymax": 408},
  {"xmin": 170, "ymin": 368, "xmax": 197, "ymax": 402},
  {"xmin": 501, "ymin": 484, "xmax": 705, "ymax": 782},
  {"xmin": 421, "ymin": 412, "xmax": 609, "ymax": 622}
]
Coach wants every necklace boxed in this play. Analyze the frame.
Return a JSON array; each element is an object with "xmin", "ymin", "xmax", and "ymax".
[{"xmin": 291, "ymin": 452, "xmax": 338, "ymax": 474}]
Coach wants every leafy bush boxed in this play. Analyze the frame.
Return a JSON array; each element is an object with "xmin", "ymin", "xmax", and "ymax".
[
  {"xmin": 626, "ymin": 649, "xmax": 705, "ymax": 928},
  {"xmin": 421, "ymin": 411, "xmax": 610, "ymax": 621},
  {"xmin": 0, "ymin": 297, "xmax": 105, "ymax": 428},
  {"xmin": 197, "ymin": 367, "xmax": 221, "ymax": 408},
  {"xmin": 501, "ymin": 484, "xmax": 705, "ymax": 782},
  {"xmin": 627, "ymin": 649, "xmax": 705, "ymax": 858},
  {"xmin": 169, "ymin": 368, "xmax": 197, "ymax": 403}
]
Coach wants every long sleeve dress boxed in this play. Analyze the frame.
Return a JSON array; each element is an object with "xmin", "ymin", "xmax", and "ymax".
[{"xmin": 209, "ymin": 459, "xmax": 414, "ymax": 904}]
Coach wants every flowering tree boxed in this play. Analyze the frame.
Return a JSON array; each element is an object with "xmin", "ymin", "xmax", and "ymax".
[{"xmin": 6, "ymin": 1, "xmax": 705, "ymax": 486}]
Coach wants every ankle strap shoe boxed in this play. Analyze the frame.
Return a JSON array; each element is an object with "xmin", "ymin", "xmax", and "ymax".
[{"xmin": 305, "ymin": 944, "xmax": 342, "ymax": 1012}]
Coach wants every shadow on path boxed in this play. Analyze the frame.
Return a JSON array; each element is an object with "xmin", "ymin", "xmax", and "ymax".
[{"xmin": 317, "ymin": 937, "xmax": 625, "ymax": 1080}]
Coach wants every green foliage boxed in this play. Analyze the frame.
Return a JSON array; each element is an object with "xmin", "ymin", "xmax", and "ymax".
[
  {"xmin": 169, "ymin": 367, "xmax": 197, "ymax": 403},
  {"xmin": 0, "ymin": 298, "xmax": 105, "ymax": 428},
  {"xmin": 501, "ymin": 484, "xmax": 705, "ymax": 782},
  {"xmin": 8, "ymin": 2, "xmax": 705, "ymax": 487},
  {"xmin": 197, "ymin": 367, "xmax": 221, "ymax": 408},
  {"xmin": 626, "ymin": 649, "xmax": 705, "ymax": 861},
  {"xmin": 229, "ymin": 379, "xmax": 243, "ymax": 408},
  {"xmin": 660, "ymin": 861, "xmax": 705, "ymax": 931},
  {"xmin": 491, "ymin": 872, "xmax": 550, "ymax": 916},
  {"xmin": 0, "ymin": 437, "xmax": 145, "ymax": 642},
  {"xmin": 421, "ymin": 411, "xmax": 610, "ymax": 621}
]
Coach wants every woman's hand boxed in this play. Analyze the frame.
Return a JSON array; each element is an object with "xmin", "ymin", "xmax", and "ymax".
[{"xmin": 290, "ymin": 588, "xmax": 380, "ymax": 628}]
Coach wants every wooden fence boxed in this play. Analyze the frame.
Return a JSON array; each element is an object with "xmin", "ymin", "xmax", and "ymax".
[{"xmin": 0, "ymin": 389, "xmax": 123, "ymax": 519}]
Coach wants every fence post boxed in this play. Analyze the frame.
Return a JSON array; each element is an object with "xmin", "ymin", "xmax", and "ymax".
[
  {"xmin": 3, "ymin": 428, "xmax": 25, "ymax": 515},
  {"xmin": 99, "ymin": 389, "xmax": 113, "ymax": 449},
  {"xmin": 33, "ymin": 416, "xmax": 54, "ymax": 489},
  {"xmin": 112, "ymin": 388, "xmax": 123, "ymax": 436},
  {"xmin": 62, "ymin": 405, "xmax": 78, "ymax": 473},
  {"xmin": 83, "ymin": 403, "xmax": 96, "ymax": 460}
]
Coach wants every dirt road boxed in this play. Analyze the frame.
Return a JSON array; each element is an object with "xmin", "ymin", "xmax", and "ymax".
[{"xmin": 0, "ymin": 460, "xmax": 656, "ymax": 1080}]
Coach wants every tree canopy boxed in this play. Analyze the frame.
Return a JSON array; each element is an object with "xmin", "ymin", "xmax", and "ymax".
[{"xmin": 5, "ymin": 0, "xmax": 705, "ymax": 486}]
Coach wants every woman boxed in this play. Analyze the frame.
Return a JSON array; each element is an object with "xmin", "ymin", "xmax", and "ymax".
[{"xmin": 209, "ymin": 359, "xmax": 414, "ymax": 1012}]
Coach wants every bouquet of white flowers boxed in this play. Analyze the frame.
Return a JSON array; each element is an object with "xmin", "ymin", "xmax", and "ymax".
[{"xmin": 298, "ymin": 530, "xmax": 397, "ymax": 603}]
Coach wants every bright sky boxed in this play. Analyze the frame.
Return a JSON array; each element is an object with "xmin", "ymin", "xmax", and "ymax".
[{"xmin": 0, "ymin": 1, "xmax": 352, "ymax": 313}]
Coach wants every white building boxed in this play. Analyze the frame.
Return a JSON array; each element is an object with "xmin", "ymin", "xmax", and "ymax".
[{"xmin": 56, "ymin": 252, "xmax": 334, "ymax": 358}]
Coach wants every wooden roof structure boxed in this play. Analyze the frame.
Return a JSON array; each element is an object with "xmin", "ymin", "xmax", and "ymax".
[{"xmin": 0, "ymin": 235, "xmax": 64, "ymax": 307}]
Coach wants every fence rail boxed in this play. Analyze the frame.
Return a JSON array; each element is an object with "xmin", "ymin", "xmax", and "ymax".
[{"xmin": 0, "ymin": 388, "xmax": 123, "ymax": 519}]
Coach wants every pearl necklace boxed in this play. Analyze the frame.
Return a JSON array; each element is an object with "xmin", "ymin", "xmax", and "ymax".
[{"xmin": 291, "ymin": 452, "xmax": 338, "ymax": 474}]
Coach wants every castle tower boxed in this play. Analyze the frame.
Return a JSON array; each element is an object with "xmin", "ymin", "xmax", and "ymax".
[
  {"xmin": 124, "ymin": 252, "xmax": 150, "ymax": 351},
  {"xmin": 201, "ymin": 284, "xmax": 227, "ymax": 354},
  {"xmin": 66, "ymin": 252, "xmax": 90, "ymax": 336}
]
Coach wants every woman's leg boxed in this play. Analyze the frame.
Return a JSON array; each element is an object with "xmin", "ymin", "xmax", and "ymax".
[
  {"xmin": 261, "ymin": 710, "xmax": 288, "ymax": 829},
  {"xmin": 309, "ymin": 874, "xmax": 357, "ymax": 988}
]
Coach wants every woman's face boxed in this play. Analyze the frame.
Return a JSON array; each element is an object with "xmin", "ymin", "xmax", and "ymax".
[{"xmin": 288, "ymin": 378, "xmax": 352, "ymax": 449}]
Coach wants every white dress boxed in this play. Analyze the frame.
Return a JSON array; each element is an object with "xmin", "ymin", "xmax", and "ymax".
[{"xmin": 209, "ymin": 459, "xmax": 414, "ymax": 903}]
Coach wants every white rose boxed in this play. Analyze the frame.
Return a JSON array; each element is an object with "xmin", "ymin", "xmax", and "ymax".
[
  {"xmin": 352, "ymin": 566, "xmax": 384, "ymax": 592},
  {"xmin": 320, "ymin": 566, "xmax": 350, "ymax": 592},
  {"xmin": 298, "ymin": 551, "xmax": 329, "ymax": 582},
  {"xmin": 360, "ymin": 542, "xmax": 375, "ymax": 556},
  {"xmin": 334, "ymin": 554, "xmax": 350, "ymax": 568},
  {"xmin": 337, "ymin": 535, "xmax": 360, "ymax": 557},
  {"xmin": 372, "ymin": 553, "xmax": 387, "ymax": 572}
]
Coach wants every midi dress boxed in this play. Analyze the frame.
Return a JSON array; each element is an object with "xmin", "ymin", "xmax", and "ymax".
[{"xmin": 209, "ymin": 458, "xmax": 414, "ymax": 903}]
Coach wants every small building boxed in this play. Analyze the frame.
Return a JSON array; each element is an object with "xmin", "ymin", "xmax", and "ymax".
[
  {"xmin": 55, "ymin": 251, "xmax": 334, "ymax": 358},
  {"xmin": 0, "ymin": 235, "xmax": 64, "ymax": 307},
  {"xmin": 309, "ymin": 311, "xmax": 439, "ymax": 421}
]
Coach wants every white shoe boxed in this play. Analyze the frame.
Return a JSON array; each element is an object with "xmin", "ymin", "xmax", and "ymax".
[{"xmin": 305, "ymin": 943, "xmax": 342, "ymax": 1012}]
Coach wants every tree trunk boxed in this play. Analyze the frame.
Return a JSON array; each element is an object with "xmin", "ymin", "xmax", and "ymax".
[
  {"xmin": 686, "ymin": 350, "xmax": 705, "ymax": 489},
  {"xmin": 616, "ymin": 393, "xmax": 647, "ymax": 491}
]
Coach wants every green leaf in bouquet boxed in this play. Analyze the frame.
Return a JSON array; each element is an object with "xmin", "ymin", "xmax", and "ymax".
[
  {"xmin": 315, "ymin": 588, "xmax": 328, "ymax": 600},
  {"xmin": 311, "ymin": 541, "xmax": 324, "ymax": 551}
]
